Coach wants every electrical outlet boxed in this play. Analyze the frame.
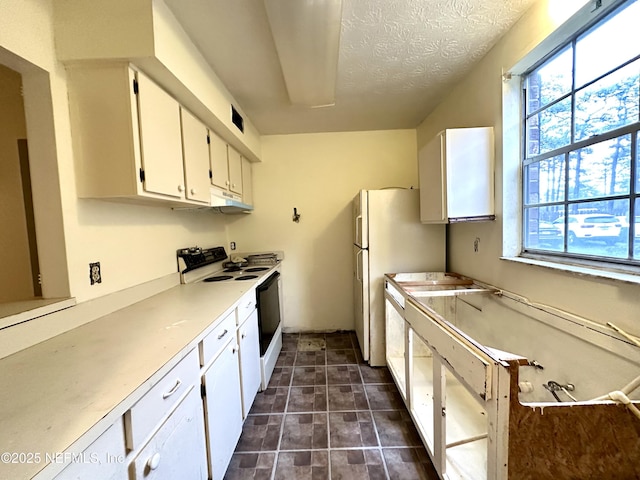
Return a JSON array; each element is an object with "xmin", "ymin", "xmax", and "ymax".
[
  {"xmin": 230, "ymin": 242, "xmax": 236, "ymax": 251},
  {"xmin": 90, "ymin": 262, "xmax": 102, "ymax": 285}
]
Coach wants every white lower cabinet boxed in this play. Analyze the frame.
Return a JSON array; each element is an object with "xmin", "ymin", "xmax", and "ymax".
[
  {"xmin": 202, "ymin": 338, "xmax": 243, "ymax": 480},
  {"xmin": 54, "ymin": 422, "xmax": 127, "ymax": 480},
  {"xmin": 385, "ymin": 296, "xmax": 407, "ymax": 400},
  {"xmin": 238, "ymin": 310, "xmax": 261, "ymax": 418},
  {"xmin": 390, "ymin": 299, "xmax": 501, "ymax": 480},
  {"xmin": 53, "ymin": 294, "xmax": 263, "ymax": 480},
  {"xmin": 125, "ymin": 350, "xmax": 199, "ymax": 450},
  {"xmin": 130, "ymin": 387, "xmax": 208, "ymax": 480},
  {"xmin": 126, "ymin": 349, "xmax": 207, "ymax": 480}
]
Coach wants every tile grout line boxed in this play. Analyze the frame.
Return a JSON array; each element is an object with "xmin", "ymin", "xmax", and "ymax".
[
  {"xmin": 360, "ymin": 362, "xmax": 393, "ymax": 480},
  {"xmin": 269, "ymin": 339, "xmax": 297, "ymax": 480}
]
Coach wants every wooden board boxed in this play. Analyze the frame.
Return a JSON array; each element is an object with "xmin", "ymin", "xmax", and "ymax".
[{"xmin": 506, "ymin": 363, "xmax": 640, "ymax": 479}]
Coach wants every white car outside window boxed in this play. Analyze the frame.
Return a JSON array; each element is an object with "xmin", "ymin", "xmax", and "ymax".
[{"xmin": 552, "ymin": 214, "xmax": 623, "ymax": 245}]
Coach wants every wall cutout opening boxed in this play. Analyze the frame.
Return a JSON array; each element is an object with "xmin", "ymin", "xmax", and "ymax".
[{"xmin": 231, "ymin": 105, "xmax": 244, "ymax": 133}]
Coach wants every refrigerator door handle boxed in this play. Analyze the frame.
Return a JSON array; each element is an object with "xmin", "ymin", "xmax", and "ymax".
[
  {"xmin": 355, "ymin": 215, "xmax": 362, "ymax": 246},
  {"xmin": 356, "ymin": 249, "xmax": 362, "ymax": 281}
]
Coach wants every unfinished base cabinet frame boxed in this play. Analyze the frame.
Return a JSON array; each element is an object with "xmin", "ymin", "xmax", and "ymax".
[
  {"xmin": 404, "ymin": 299, "xmax": 509, "ymax": 480},
  {"xmin": 388, "ymin": 287, "xmax": 640, "ymax": 479}
]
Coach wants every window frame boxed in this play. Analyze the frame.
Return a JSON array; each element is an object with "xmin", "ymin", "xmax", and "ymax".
[{"xmin": 518, "ymin": 0, "xmax": 640, "ymax": 269}]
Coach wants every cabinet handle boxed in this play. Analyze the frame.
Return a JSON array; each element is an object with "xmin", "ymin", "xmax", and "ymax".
[
  {"xmin": 178, "ymin": 185, "xmax": 185, "ymax": 192},
  {"xmin": 190, "ymin": 188, "xmax": 196, "ymax": 195},
  {"xmin": 232, "ymin": 344, "xmax": 238, "ymax": 354},
  {"xmin": 245, "ymin": 301, "xmax": 253, "ymax": 308},
  {"xmin": 225, "ymin": 180, "xmax": 230, "ymax": 186},
  {"xmin": 217, "ymin": 329, "xmax": 228, "ymax": 340},
  {"xmin": 147, "ymin": 452, "xmax": 161, "ymax": 470},
  {"xmin": 241, "ymin": 331, "xmax": 247, "ymax": 339},
  {"xmin": 162, "ymin": 379, "xmax": 182, "ymax": 399}
]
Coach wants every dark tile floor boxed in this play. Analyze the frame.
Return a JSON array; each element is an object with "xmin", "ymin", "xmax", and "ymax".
[{"xmin": 224, "ymin": 332, "xmax": 439, "ymax": 480}]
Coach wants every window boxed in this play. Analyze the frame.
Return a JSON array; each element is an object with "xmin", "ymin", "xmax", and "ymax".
[{"xmin": 522, "ymin": 0, "xmax": 640, "ymax": 266}]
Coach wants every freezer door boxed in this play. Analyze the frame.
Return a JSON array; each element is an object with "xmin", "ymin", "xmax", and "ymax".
[
  {"xmin": 353, "ymin": 244, "xmax": 369, "ymax": 362},
  {"xmin": 353, "ymin": 190, "xmax": 368, "ymax": 248}
]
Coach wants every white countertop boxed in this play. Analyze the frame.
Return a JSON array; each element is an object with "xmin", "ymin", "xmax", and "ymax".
[{"xmin": 0, "ymin": 267, "xmax": 278, "ymax": 479}]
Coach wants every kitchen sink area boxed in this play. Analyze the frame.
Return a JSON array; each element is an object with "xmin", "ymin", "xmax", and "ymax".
[{"xmin": 384, "ymin": 272, "xmax": 640, "ymax": 480}]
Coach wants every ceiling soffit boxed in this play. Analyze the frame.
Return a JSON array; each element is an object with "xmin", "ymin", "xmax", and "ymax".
[{"xmin": 164, "ymin": 0, "xmax": 536, "ymax": 135}]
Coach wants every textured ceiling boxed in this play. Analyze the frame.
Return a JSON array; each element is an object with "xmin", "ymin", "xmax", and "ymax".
[{"xmin": 164, "ymin": 0, "xmax": 537, "ymax": 135}]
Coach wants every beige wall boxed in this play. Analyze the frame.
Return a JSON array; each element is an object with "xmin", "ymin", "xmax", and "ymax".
[
  {"xmin": 0, "ymin": 0, "xmax": 229, "ymax": 305},
  {"xmin": 227, "ymin": 130, "xmax": 418, "ymax": 332},
  {"xmin": 416, "ymin": 0, "xmax": 640, "ymax": 338},
  {"xmin": 0, "ymin": 65, "xmax": 32, "ymax": 301}
]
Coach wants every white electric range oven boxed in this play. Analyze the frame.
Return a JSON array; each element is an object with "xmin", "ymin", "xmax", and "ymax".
[{"xmin": 177, "ymin": 246, "xmax": 283, "ymax": 389}]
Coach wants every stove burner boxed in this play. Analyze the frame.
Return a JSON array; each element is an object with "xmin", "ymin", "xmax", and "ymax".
[
  {"xmin": 245, "ymin": 267, "xmax": 269, "ymax": 272},
  {"xmin": 235, "ymin": 275, "xmax": 258, "ymax": 281},
  {"xmin": 203, "ymin": 275, "xmax": 233, "ymax": 282},
  {"xmin": 224, "ymin": 266, "xmax": 243, "ymax": 272}
]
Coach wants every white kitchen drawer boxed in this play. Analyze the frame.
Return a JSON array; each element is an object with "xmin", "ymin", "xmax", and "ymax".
[
  {"xmin": 131, "ymin": 386, "xmax": 208, "ymax": 480},
  {"xmin": 200, "ymin": 310, "xmax": 236, "ymax": 367},
  {"xmin": 126, "ymin": 349, "xmax": 199, "ymax": 449},
  {"xmin": 236, "ymin": 289, "xmax": 256, "ymax": 326}
]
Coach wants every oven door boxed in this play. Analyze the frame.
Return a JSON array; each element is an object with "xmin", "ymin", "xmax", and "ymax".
[{"xmin": 256, "ymin": 271, "xmax": 281, "ymax": 356}]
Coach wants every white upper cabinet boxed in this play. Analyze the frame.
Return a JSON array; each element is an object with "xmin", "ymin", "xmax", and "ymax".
[
  {"xmin": 136, "ymin": 71, "xmax": 185, "ymax": 199},
  {"xmin": 209, "ymin": 131, "xmax": 253, "ymax": 206},
  {"xmin": 67, "ymin": 63, "xmax": 212, "ymax": 206},
  {"xmin": 419, "ymin": 127, "xmax": 495, "ymax": 223},
  {"xmin": 227, "ymin": 146, "xmax": 243, "ymax": 196},
  {"xmin": 241, "ymin": 156, "xmax": 253, "ymax": 207},
  {"xmin": 209, "ymin": 131, "xmax": 230, "ymax": 191},
  {"xmin": 180, "ymin": 108, "xmax": 212, "ymax": 204}
]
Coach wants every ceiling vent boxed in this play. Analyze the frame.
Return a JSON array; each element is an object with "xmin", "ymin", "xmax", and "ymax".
[{"xmin": 231, "ymin": 105, "xmax": 244, "ymax": 133}]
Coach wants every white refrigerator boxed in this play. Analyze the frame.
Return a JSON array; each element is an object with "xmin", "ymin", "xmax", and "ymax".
[{"xmin": 353, "ymin": 188, "xmax": 445, "ymax": 366}]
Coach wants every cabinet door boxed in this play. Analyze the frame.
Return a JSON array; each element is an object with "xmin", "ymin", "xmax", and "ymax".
[
  {"xmin": 227, "ymin": 146, "xmax": 243, "ymax": 195},
  {"xmin": 180, "ymin": 108, "xmax": 211, "ymax": 204},
  {"xmin": 419, "ymin": 132, "xmax": 447, "ymax": 223},
  {"xmin": 131, "ymin": 387, "xmax": 208, "ymax": 480},
  {"xmin": 241, "ymin": 156, "xmax": 253, "ymax": 207},
  {"xmin": 445, "ymin": 127, "xmax": 494, "ymax": 220},
  {"xmin": 136, "ymin": 71, "xmax": 185, "ymax": 199},
  {"xmin": 239, "ymin": 310, "xmax": 261, "ymax": 418},
  {"xmin": 203, "ymin": 340, "xmax": 243, "ymax": 480},
  {"xmin": 209, "ymin": 132, "xmax": 229, "ymax": 190}
]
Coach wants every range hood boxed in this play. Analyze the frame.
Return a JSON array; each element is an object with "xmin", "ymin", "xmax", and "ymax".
[{"xmin": 210, "ymin": 187, "xmax": 253, "ymax": 214}]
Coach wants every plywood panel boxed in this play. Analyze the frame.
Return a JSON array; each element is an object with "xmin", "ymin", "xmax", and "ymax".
[{"xmin": 507, "ymin": 364, "xmax": 640, "ymax": 479}]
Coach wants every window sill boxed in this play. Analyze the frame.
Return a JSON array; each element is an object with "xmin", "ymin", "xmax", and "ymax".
[{"xmin": 500, "ymin": 255, "xmax": 640, "ymax": 285}]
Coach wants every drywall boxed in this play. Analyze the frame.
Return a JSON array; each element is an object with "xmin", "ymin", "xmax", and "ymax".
[
  {"xmin": 226, "ymin": 129, "xmax": 418, "ymax": 332},
  {"xmin": 415, "ymin": 0, "xmax": 640, "ymax": 339},
  {"xmin": 0, "ymin": 0, "xmax": 229, "ymax": 307}
]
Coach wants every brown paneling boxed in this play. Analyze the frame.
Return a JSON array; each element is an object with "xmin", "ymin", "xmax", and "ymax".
[{"xmin": 507, "ymin": 364, "xmax": 640, "ymax": 479}]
